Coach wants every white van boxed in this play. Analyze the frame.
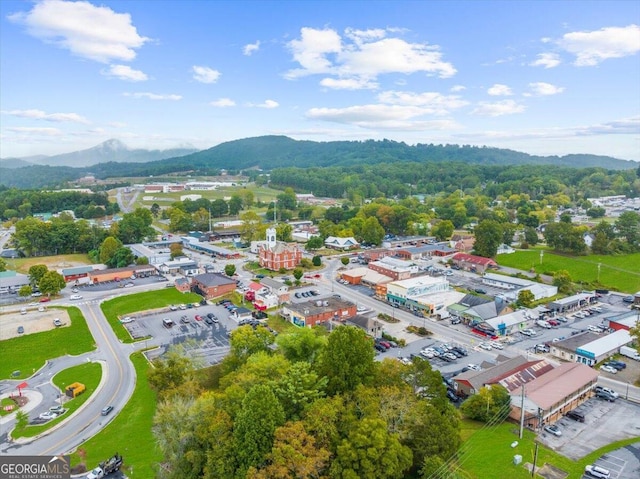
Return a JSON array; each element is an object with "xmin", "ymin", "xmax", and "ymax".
[
  {"xmin": 162, "ymin": 318, "xmax": 174, "ymax": 328},
  {"xmin": 20, "ymin": 308, "xmax": 27, "ymax": 315}
]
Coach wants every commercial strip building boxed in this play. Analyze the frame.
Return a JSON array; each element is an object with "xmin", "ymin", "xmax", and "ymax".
[
  {"xmin": 509, "ymin": 363, "xmax": 599, "ymax": 428},
  {"xmin": 550, "ymin": 330, "xmax": 633, "ymax": 366},
  {"xmin": 547, "ymin": 292, "xmax": 597, "ymax": 313},
  {"xmin": 385, "ymin": 276, "xmax": 451, "ymax": 315},
  {"xmin": 605, "ymin": 310, "xmax": 640, "ymax": 331},
  {"xmin": 481, "ymin": 272, "xmax": 558, "ymax": 301},
  {"xmin": 280, "ymin": 297, "xmax": 357, "ymax": 328},
  {"xmin": 0, "ymin": 271, "xmax": 30, "ymax": 294}
]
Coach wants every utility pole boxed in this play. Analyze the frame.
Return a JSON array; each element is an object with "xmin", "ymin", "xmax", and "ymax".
[
  {"xmin": 531, "ymin": 442, "xmax": 539, "ymax": 478},
  {"xmin": 519, "ymin": 383, "xmax": 525, "ymax": 439}
]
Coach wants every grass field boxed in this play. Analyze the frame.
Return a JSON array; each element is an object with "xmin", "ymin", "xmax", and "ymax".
[
  {"xmin": 496, "ymin": 250, "xmax": 640, "ymax": 293},
  {"xmin": 101, "ymin": 289, "xmax": 203, "ymax": 343},
  {"xmin": 0, "ymin": 307, "xmax": 95, "ymax": 379},
  {"xmin": 458, "ymin": 419, "xmax": 640, "ymax": 479},
  {"xmin": 5, "ymin": 253, "xmax": 91, "ymax": 274},
  {"xmin": 13, "ymin": 361, "xmax": 102, "ymax": 439},
  {"xmin": 70, "ymin": 353, "xmax": 160, "ymax": 479}
]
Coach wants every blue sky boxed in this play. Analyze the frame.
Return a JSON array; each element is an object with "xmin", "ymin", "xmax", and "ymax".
[{"xmin": 1, "ymin": 0, "xmax": 639, "ymax": 161}]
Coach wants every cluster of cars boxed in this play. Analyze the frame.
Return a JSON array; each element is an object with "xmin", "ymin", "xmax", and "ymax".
[
  {"xmin": 478, "ymin": 341, "xmax": 503, "ymax": 351},
  {"xmin": 39, "ymin": 405, "xmax": 66, "ymax": 421},
  {"xmin": 374, "ymin": 338, "xmax": 398, "ymax": 352},
  {"xmin": 599, "ymin": 359, "xmax": 626, "ymax": 375},
  {"xmin": 419, "ymin": 344, "xmax": 468, "ymax": 362},
  {"xmin": 294, "ymin": 290, "xmax": 320, "ymax": 298}
]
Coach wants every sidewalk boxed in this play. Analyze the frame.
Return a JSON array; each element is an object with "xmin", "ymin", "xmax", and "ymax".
[{"xmin": 0, "ymin": 389, "xmax": 42, "ymax": 425}]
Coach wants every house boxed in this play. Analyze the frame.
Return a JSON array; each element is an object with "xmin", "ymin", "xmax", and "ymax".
[
  {"xmin": 395, "ymin": 243, "xmax": 456, "ymax": 260},
  {"xmin": 509, "ymin": 363, "xmax": 598, "ymax": 428},
  {"xmin": 174, "ymin": 277, "xmax": 191, "ymax": 293},
  {"xmin": 324, "ymin": 236, "xmax": 360, "ymax": 250},
  {"xmin": 483, "ymin": 309, "xmax": 532, "ymax": 336},
  {"xmin": 451, "ymin": 253, "xmax": 498, "ymax": 273},
  {"xmin": 496, "ymin": 243, "xmax": 516, "ymax": 255},
  {"xmin": 341, "ymin": 267, "xmax": 393, "ymax": 287},
  {"xmin": 191, "ymin": 273, "xmax": 236, "ymax": 299},
  {"xmin": 258, "ymin": 228, "xmax": 303, "ymax": 271},
  {"xmin": 583, "ymin": 233, "xmax": 595, "ymax": 248},
  {"xmin": 450, "ymin": 235, "xmax": 475, "ymax": 253},
  {"xmin": 281, "ymin": 297, "xmax": 357, "ymax": 328},
  {"xmin": 347, "ymin": 315, "xmax": 383, "ymax": 338},
  {"xmin": 157, "ymin": 258, "xmax": 199, "ymax": 276},
  {"xmin": 230, "ymin": 307, "xmax": 254, "ymax": 322}
]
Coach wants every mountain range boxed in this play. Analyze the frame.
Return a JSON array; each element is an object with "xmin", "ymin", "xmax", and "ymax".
[
  {"xmin": 0, "ymin": 139, "xmax": 198, "ymax": 168},
  {"xmin": 0, "ymin": 135, "xmax": 637, "ymax": 189}
]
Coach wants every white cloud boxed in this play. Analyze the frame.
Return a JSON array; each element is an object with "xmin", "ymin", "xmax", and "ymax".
[
  {"xmin": 530, "ymin": 52, "xmax": 561, "ymax": 68},
  {"xmin": 192, "ymin": 65, "xmax": 221, "ymax": 84},
  {"xmin": 253, "ymin": 100, "xmax": 279, "ymax": 109},
  {"xmin": 558, "ymin": 24, "xmax": 640, "ymax": 66},
  {"xmin": 450, "ymin": 85, "xmax": 466, "ymax": 92},
  {"xmin": 8, "ymin": 0, "xmax": 148, "ymax": 63},
  {"xmin": 285, "ymin": 27, "xmax": 456, "ymax": 87},
  {"xmin": 210, "ymin": 98, "xmax": 236, "ymax": 107},
  {"xmin": 306, "ymin": 104, "xmax": 461, "ymax": 131},
  {"xmin": 6, "ymin": 127, "xmax": 62, "ymax": 136},
  {"xmin": 123, "ymin": 92, "xmax": 182, "ymax": 100},
  {"xmin": 487, "ymin": 84, "xmax": 513, "ymax": 96},
  {"xmin": 471, "ymin": 100, "xmax": 525, "ymax": 117},
  {"xmin": 527, "ymin": 82, "xmax": 564, "ymax": 96},
  {"xmin": 243, "ymin": 41, "xmax": 260, "ymax": 56},
  {"xmin": 108, "ymin": 121, "xmax": 127, "ymax": 128},
  {"xmin": 2, "ymin": 109, "xmax": 90, "ymax": 124},
  {"xmin": 376, "ymin": 90, "xmax": 468, "ymax": 114},
  {"xmin": 104, "ymin": 65, "xmax": 148, "ymax": 81},
  {"xmin": 320, "ymin": 77, "xmax": 378, "ymax": 90}
]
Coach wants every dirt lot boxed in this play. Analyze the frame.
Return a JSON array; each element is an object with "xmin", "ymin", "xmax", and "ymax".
[{"xmin": 0, "ymin": 307, "xmax": 71, "ymax": 340}]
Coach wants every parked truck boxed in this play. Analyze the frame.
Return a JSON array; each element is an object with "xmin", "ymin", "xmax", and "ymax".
[
  {"xmin": 620, "ymin": 346, "xmax": 640, "ymax": 361},
  {"xmin": 86, "ymin": 453, "xmax": 123, "ymax": 479}
]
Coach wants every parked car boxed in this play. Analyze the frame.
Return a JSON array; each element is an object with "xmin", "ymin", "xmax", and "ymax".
[
  {"xmin": 17, "ymin": 326, "xmax": 24, "ymax": 334},
  {"xmin": 473, "ymin": 288, "xmax": 487, "ymax": 294},
  {"xmin": 585, "ymin": 464, "xmax": 610, "ymax": 479},
  {"xmin": 69, "ymin": 294, "xmax": 82, "ymax": 300},
  {"xmin": 443, "ymin": 352, "xmax": 458, "ymax": 361},
  {"xmin": 543, "ymin": 424, "xmax": 562, "ymax": 436},
  {"xmin": 39, "ymin": 411, "xmax": 57, "ymax": 420},
  {"xmin": 565, "ymin": 410, "xmax": 585, "ymax": 422},
  {"xmin": 451, "ymin": 317, "xmax": 462, "ymax": 325},
  {"xmin": 49, "ymin": 405, "xmax": 64, "ymax": 414},
  {"xmin": 622, "ymin": 296, "xmax": 634, "ymax": 303},
  {"xmin": 479, "ymin": 342, "xmax": 492, "ymax": 351},
  {"xmin": 451, "ymin": 346, "xmax": 468, "ymax": 356},
  {"xmin": 594, "ymin": 386, "xmax": 619, "ymax": 398},
  {"xmin": 194, "ymin": 315, "xmax": 203, "ymax": 321},
  {"xmin": 39, "ymin": 297, "xmax": 51, "ymax": 303},
  {"xmin": 466, "ymin": 364, "xmax": 481, "ymax": 371},
  {"xmin": 491, "ymin": 342, "xmax": 504, "ymax": 350},
  {"xmin": 595, "ymin": 390, "xmax": 616, "ymax": 402},
  {"xmin": 588, "ymin": 325, "xmax": 603, "ymax": 333},
  {"xmin": 53, "ymin": 318, "xmax": 63, "ymax": 327},
  {"xmin": 600, "ymin": 365, "xmax": 617, "ymax": 374},
  {"xmin": 604, "ymin": 360, "xmax": 626, "ymax": 370}
]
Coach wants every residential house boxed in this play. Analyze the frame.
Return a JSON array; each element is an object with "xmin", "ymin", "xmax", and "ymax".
[
  {"xmin": 324, "ymin": 236, "xmax": 360, "ymax": 250},
  {"xmin": 451, "ymin": 253, "xmax": 498, "ymax": 273},
  {"xmin": 347, "ymin": 315, "xmax": 383, "ymax": 338}
]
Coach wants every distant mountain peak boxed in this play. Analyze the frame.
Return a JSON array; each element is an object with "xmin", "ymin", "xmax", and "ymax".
[{"xmin": 99, "ymin": 139, "xmax": 129, "ymax": 151}]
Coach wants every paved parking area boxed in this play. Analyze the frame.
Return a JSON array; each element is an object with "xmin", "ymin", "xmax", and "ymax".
[
  {"xmin": 580, "ymin": 442, "xmax": 640, "ymax": 479},
  {"xmin": 123, "ymin": 302, "xmax": 241, "ymax": 366}
]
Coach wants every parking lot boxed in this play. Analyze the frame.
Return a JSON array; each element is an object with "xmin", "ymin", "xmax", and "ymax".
[{"xmin": 122, "ymin": 301, "xmax": 242, "ymax": 366}]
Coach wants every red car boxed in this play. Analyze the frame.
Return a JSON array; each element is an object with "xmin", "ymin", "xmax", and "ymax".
[
  {"xmin": 39, "ymin": 297, "xmax": 51, "ymax": 303},
  {"xmin": 548, "ymin": 320, "xmax": 560, "ymax": 327},
  {"xmin": 194, "ymin": 315, "xmax": 203, "ymax": 321}
]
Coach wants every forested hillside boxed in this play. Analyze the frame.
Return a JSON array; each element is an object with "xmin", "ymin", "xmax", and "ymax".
[{"xmin": 1, "ymin": 136, "xmax": 636, "ymax": 189}]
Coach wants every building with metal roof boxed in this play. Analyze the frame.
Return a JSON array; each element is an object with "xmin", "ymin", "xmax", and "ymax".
[{"xmin": 575, "ymin": 329, "xmax": 633, "ymax": 366}]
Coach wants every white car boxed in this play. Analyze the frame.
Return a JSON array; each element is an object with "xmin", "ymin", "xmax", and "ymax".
[
  {"xmin": 39, "ymin": 411, "xmax": 57, "ymax": 420},
  {"xmin": 479, "ymin": 342, "xmax": 492, "ymax": 350},
  {"xmin": 69, "ymin": 294, "xmax": 82, "ymax": 300},
  {"xmin": 595, "ymin": 386, "xmax": 619, "ymax": 398},
  {"xmin": 585, "ymin": 465, "xmax": 610, "ymax": 479},
  {"xmin": 588, "ymin": 325, "xmax": 603, "ymax": 333},
  {"xmin": 466, "ymin": 364, "xmax": 481, "ymax": 371},
  {"xmin": 491, "ymin": 342, "xmax": 504, "ymax": 350},
  {"xmin": 543, "ymin": 424, "xmax": 562, "ymax": 437},
  {"xmin": 600, "ymin": 365, "xmax": 617, "ymax": 374},
  {"xmin": 120, "ymin": 317, "xmax": 134, "ymax": 323}
]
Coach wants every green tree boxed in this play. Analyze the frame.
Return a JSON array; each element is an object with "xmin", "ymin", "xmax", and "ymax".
[
  {"xmin": 274, "ymin": 362, "xmax": 327, "ymax": 421},
  {"xmin": 28, "ymin": 264, "xmax": 48, "ymax": 288},
  {"xmin": 38, "ymin": 271, "xmax": 66, "ymax": 296},
  {"xmin": 0, "ymin": 258, "xmax": 6, "ymax": 272},
  {"xmin": 241, "ymin": 189, "xmax": 255, "ymax": 209},
  {"xmin": 341, "ymin": 256, "xmax": 350, "ymax": 266},
  {"xmin": 170, "ymin": 242, "xmax": 184, "ymax": 259},
  {"xmin": 524, "ymin": 226, "xmax": 539, "ymax": 246},
  {"xmin": 229, "ymin": 325, "xmax": 276, "ymax": 364},
  {"xmin": 306, "ymin": 236, "xmax": 324, "ymax": 250},
  {"xmin": 615, "ymin": 211, "xmax": 640, "ymax": 249},
  {"xmin": 15, "ymin": 410, "xmax": 29, "ymax": 432},
  {"xmin": 472, "ymin": 220, "xmax": 503, "ymax": 258},
  {"xmin": 135, "ymin": 256, "xmax": 149, "ymax": 265},
  {"xmin": 150, "ymin": 203, "xmax": 161, "ymax": 218},
  {"xmin": 293, "ymin": 267, "xmax": 304, "ymax": 284},
  {"xmin": 360, "ymin": 216, "xmax": 385, "ymax": 245},
  {"xmin": 276, "ymin": 327, "xmax": 327, "ymax": 364},
  {"xmin": 234, "ymin": 384, "xmax": 285, "ymax": 476},
  {"xmin": 224, "ymin": 263, "xmax": 236, "ymax": 277},
  {"xmin": 517, "ymin": 289, "xmax": 535, "ymax": 308},
  {"xmin": 432, "ymin": 220, "xmax": 454, "ymax": 241},
  {"xmin": 18, "ymin": 285, "xmax": 33, "ymax": 297},
  {"xmin": 460, "ymin": 385, "xmax": 511, "ymax": 422},
  {"xmin": 240, "ymin": 211, "xmax": 263, "ymax": 243},
  {"xmin": 229, "ymin": 194, "xmax": 244, "ymax": 215},
  {"xmin": 312, "ymin": 255, "xmax": 322, "ymax": 267},
  {"xmin": 330, "ymin": 417, "xmax": 412, "ymax": 479},
  {"xmin": 107, "ymin": 247, "xmax": 135, "ymax": 268},
  {"xmin": 148, "ymin": 346, "xmax": 200, "ymax": 399},
  {"xmin": 118, "ymin": 208, "xmax": 154, "ymax": 243},
  {"xmin": 99, "ymin": 236, "xmax": 121, "ymax": 264},
  {"xmin": 316, "ymin": 325, "xmax": 375, "ymax": 396},
  {"xmin": 553, "ymin": 269, "xmax": 573, "ymax": 294}
]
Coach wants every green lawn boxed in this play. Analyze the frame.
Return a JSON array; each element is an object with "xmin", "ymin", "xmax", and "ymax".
[
  {"xmin": 5, "ymin": 253, "xmax": 91, "ymax": 274},
  {"xmin": 101, "ymin": 289, "xmax": 203, "ymax": 342},
  {"xmin": 496, "ymin": 250, "xmax": 640, "ymax": 293},
  {"xmin": 0, "ymin": 307, "xmax": 95, "ymax": 379},
  {"xmin": 13, "ymin": 362, "xmax": 102, "ymax": 439},
  {"xmin": 70, "ymin": 353, "xmax": 160, "ymax": 479},
  {"xmin": 458, "ymin": 419, "xmax": 640, "ymax": 479}
]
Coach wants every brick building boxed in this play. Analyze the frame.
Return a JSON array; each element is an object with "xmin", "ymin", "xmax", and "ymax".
[
  {"xmin": 258, "ymin": 227, "xmax": 303, "ymax": 271},
  {"xmin": 191, "ymin": 273, "xmax": 236, "ymax": 299}
]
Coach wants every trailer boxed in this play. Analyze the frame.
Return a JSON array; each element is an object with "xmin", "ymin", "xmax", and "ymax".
[{"xmin": 86, "ymin": 453, "xmax": 123, "ymax": 479}]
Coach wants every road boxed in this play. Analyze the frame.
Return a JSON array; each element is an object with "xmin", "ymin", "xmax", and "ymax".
[{"xmin": 0, "ymin": 283, "xmax": 163, "ymax": 456}]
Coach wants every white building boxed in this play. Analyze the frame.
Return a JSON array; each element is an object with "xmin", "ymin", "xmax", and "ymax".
[
  {"xmin": 575, "ymin": 330, "xmax": 633, "ymax": 366},
  {"xmin": 482, "ymin": 273, "xmax": 558, "ymax": 301}
]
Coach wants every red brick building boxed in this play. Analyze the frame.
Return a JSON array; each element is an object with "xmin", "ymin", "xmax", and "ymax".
[
  {"xmin": 191, "ymin": 273, "xmax": 236, "ymax": 299},
  {"xmin": 281, "ymin": 297, "xmax": 357, "ymax": 328},
  {"xmin": 258, "ymin": 227, "xmax": 303, "ymax": 271},
  {"xmin": 451, "ymin": 253, "xmax": 498, "ymax": 273}
]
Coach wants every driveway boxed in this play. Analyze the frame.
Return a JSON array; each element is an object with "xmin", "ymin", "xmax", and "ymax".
[{"xmin": 581, "ymin": 442, "xmax": 640, "ymax": 479}]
